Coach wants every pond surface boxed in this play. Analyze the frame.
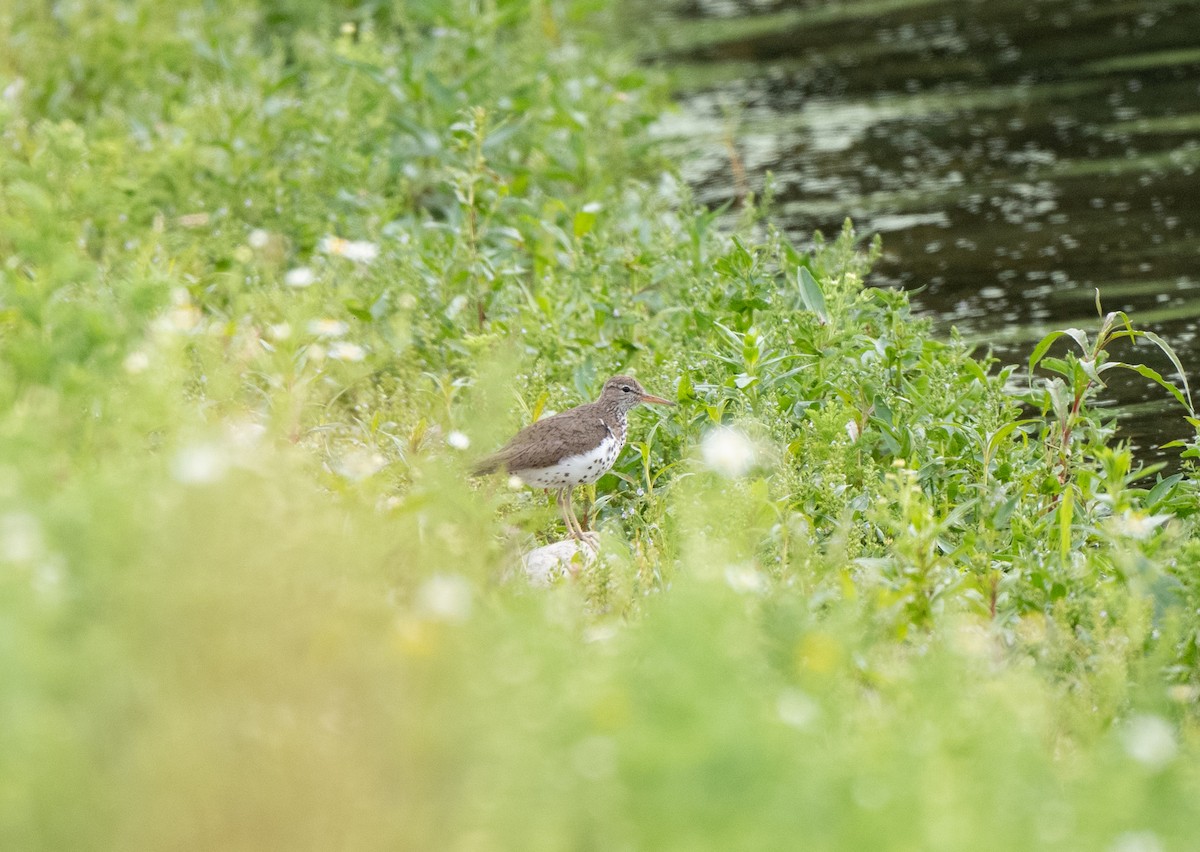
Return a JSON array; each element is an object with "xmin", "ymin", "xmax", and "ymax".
[{"xmin": 639, "ymin": 0, "xmax": 1200, "ymax": 461}]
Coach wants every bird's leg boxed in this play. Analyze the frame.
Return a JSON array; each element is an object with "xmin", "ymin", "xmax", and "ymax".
[
  {"xmin": 555, "ymin": 488, "xmax": 578, "ymax": 540},
  {"xmin": 559, "ymin": 488, "xmax": 586, "ymax": 541},
  {"xmin": 573, "ymin": 487, "xmax": 588, "ymax": 532}
]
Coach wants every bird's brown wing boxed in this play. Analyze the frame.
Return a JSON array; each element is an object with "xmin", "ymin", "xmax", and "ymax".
[{"xmin": 475, "ymin": 403, "xmax": 610, "ymax": 473}]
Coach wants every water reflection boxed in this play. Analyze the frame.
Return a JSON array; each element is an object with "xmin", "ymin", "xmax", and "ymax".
[{"xmin": 642, "ymin": 0, "xmax": 1200, "ymax": 460}]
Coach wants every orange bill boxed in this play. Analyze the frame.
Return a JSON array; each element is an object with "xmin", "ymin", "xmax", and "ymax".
[{"xmin": 639, "ymin": 393, "xmax": 675, "ymax": 406}]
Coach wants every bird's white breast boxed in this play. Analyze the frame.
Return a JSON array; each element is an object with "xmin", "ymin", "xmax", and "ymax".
[{"xmin": 517, "ymin": 433, "xmax": 623, "ymax": 489}]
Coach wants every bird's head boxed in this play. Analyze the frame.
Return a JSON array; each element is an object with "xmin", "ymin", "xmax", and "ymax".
[{"xmin": 600, "ymin": 375, "xmax": 675, "ymax": 412}]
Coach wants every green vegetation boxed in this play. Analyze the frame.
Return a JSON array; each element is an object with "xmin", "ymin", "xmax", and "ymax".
[{"xmin": 2, "ymin": 1, "xmax": 1199, "ymax": 849}]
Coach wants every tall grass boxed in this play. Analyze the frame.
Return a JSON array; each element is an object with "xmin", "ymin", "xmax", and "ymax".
[{"xmin": 1, "ymin": 0, "xmax": 1199, "ymax": 849}]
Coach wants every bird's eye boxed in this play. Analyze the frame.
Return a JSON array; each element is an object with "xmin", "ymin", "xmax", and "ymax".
[{"xmin": 621, "ymin": 385, "xmax": 632, "ymax": 393}]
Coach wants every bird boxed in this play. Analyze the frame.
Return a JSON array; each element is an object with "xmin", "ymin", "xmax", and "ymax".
[{"xmin": 472, "ymin": 375, "xmax": 674, "ymax": 540}]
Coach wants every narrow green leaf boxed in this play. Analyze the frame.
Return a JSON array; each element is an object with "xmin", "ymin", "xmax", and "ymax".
[
  {"xmin": 1145, "ymin": 474, "xmax": 1181, "ymax": 509},
  {"xmin": 985, "ymin": 418, "xmax": 1039, "ymax": 462},
  {"xmin": 1059, "ymin": 488, "xmax": 1073, "ymax": 564},
  {"xmin": 1062, "ymin": 328, "xmax": 1089, "ymax": 353},
  {"xmin": 1028, "ymin": 331, "xmax": 1065, "ymax": 374},
  {"xmin": 1140, "ymin": 330, "xmax": 1194, "ymax": 414},
  {"xmin": 797, "ymin": 267, "xmax": 829, "ymax": 324},
  {"xmin": 1114, "ymin": 363, "xmax": 1190, "ymax": 411}
]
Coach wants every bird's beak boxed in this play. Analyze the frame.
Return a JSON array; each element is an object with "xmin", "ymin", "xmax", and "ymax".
[{"xmin": 640, "ymin": 393, "xmax": 675, "ymax": 406}]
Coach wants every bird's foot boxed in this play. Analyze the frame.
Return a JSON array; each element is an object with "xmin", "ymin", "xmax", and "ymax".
[{"xmin": 572, "ymin": 530, "xmax": 600, "ymax": 552}]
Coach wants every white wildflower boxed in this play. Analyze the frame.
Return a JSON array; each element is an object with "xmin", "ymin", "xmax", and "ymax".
[
  {"xmin": 724, "ymin": 563, "xmax": 767, "ymax": 595},
  {"xmin": 846, "ymin": 419, "xmax": 860, "ymax": 442},
  {"xmin": 226, "ymin": 420, "xmax": 266, "ymax": 450},
  {"xmin": 248, "ymin": 228, "xmax": 270, "ymax": 249},
  {"xmin": 1167, "ymin": 684, "xmax": 1199, "ymax": 704},
  {"xmin": 308, "ymin": 318, "xmax": 348, "ymax": 337},
  {"xmin": 1121, "ymin": 714, "xmax": 1177, "ymax": 770},
  {"xmin": 1110, "ymin": 510, "xmax": 1171, "ymax": 540},
  {"xmin": 777, "ymin": 688, "xmax": 820, "ymax": 730},
  {"xmin": 446, "ymin": 294, "xmax": 468, "ymax": 318},
  {"xmin": 0, "ymin": 512, "xmax": 44, "ymax": 563},
  {"xmin": 171, "ymin": 443, "xmax": 229, "ymax": 485},
  {"xmin": 446, "ymin": 430, "xmax": 470, "ymax": 450},
  {"xmin": 570, "ymin": 735, "xmax": 617, "ymax": 780},
  {"xmin": 2, "ymin": 78, "xmax": 26, "ymax": 102},
  {"xmin": 328, "ymin": 341, "xmax": 366, "ymax": 362},
  {"xmin": 1111, "ymin": 831, "xmax": 1164, "ymax": 852},
  {"xmin": 333, "ymin": 449, "xmax": 385, "ymax": 482},
  {"xmin": 123, "ymin": 350, "xmax": 150, "ymax": 374},
  {"xmin": 319, "ymin": 235, "xmax": 379, "ymax": 264},
  {"xmin": 267, "ymin": 322, "xmax": 291, "ymax": 341},
  {"xmin": 416, "ymin": 574, "xmax": 472, "ymax": 622},
  {"xmin": 284, "ymin": 266, "xmax": 316, "ymax": 288},
  {"xmin": 31, "ymin": 554, "xmax": 66, "ymax": 602},
  {"xmin": 700, "ymin": 426, "xmax": 756, "ymax": 478},
  {"xmin": 507, "ymin": 475, "xmax": 525, "ymax": 490},
  {"xmin": 161, "ymin": 304, "xmax": 201, "ymax": 333}
]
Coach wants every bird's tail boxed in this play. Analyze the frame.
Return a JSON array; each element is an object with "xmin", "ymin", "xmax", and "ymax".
[{"xmin": 470, "ymin": 454, "xmax": 504, "ymax": 477}]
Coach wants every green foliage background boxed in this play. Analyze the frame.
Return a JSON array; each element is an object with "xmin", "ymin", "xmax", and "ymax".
[{"xmin": 1, "ymin": 0, "xmax": 1199, "ymax": 848}]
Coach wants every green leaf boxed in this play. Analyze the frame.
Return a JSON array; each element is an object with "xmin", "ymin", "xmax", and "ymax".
[
  {"xmin": 1140, "ymin": 472, "xmax": 1179, "ymax": 509},
  {"xmin": 1109, "ymin": 362, "xmax": 1191, "ymax": 412},
  {"xmin": 1059, "ymin": 488, "xmax": 1074, "ymax": 565},
  {"xmin": 985, "ymin": 418, "xmax": 1038, "ymax": 463},
  {"xmin": 572, "ymin": 209, "xmax": 597, "ymax": 238},
  {"xmin": 1140, "ymin": 330, "xmax": 1194, "ymax": 414},
  {"xmin": 1028, "ymin": 331, "xmax": 1065, "ymax": 374},
  {"xmin": 797, "ymin": 267, "xmax": 828, "ymax": 324}
]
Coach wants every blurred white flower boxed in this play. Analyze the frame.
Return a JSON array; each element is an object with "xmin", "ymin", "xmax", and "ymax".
[
  {"xmin": 0, "ymin": 512, "xmax": 44, "ymax": 563},
  {"xmin": 328, "ymin": 341, "xmax": 366, "ymax": 362},
  {"xmin": 507, "ymin": 475, "xmax": 525, "ymax": 491},
  {"xmin": 446, "ymin": 430, "xmax": 470, "ymax": 450},
  {"xmin": 171, "ymin": 443, "xmax": 229, "ymax": 485},
  {"xmin": 123, "ymin": 350, "xmax": 150, "ymax": 374},
  {"xmin": 153, "ymin": 303, "xmax": 201, "ymax": 334},
  {"xmin": 31, "ymin": 554, "xmax": 66, "ymax": 602},
  {"xmin": 1109, "ymin": 510, "xmax": 1171, "ymax": 540},
  {"xmin": 319, "ymin": 235, "xmax": 379, "ymax": 264},
  {"xmin": 570, "ymin": 735, "xmax": 617, "ymax": 781},
  {"xmin": 284, "ymin": 266, "xmax": 315, "ymax": 288},
  {"xmin": 226, "ymin": 420, "xmax": 267, "ymax": 450},
  {"xmin": 267, "ymin": 322, "xmax": 291, "ymax": 341},
  {"xmin": 1111, "ymin": 831, "xmax": 1164, "ymax": 852},
  {"xmin": 1167, "ymin": 684, "xmax": 1200, "ymax": 704},
  {"xmin": 3, "ymin": 78, "xmax": 26, "ymax": 102},
  {"xmin": 333, "ymin": 449, "xmax": 386, "ymax": 482},
  {"xmin": 248, "ymin": 228, "xmax": 270, "ymax": 249},
  {"xmin": 306, "ymin": 343, "xmax": 326, "ymax": 362},
  {"xmin": 416, "ymin": 574, "xmax": 472, "ymax": 622},
  {"xmin": 308, "ymin": 318, "xmax": 348, "ymax": 337},
  {"xmin": 845, "ymin": 419, "xmax": 860, "ymax": 442},
  {"xmin": 777, "ymin": 688, "xmax": 820, "ymax": 730},
  {"xmin": 700, "ymin": 426, "xmax": 756, "ymax": 477},
  {"xmin": 446, "ymin": 294, "xmax": 468, "ymax": 318},
  {"xmin": 1121, "ymin": 714, "xmax": 1177, "ymax": 770},
  {"xmin": 583, "ymin": 624, "xmax": 618, "ymax": 643},
  {"xmin": 724, "ymin": 563, "xmax": 766, "ymax": 595}
]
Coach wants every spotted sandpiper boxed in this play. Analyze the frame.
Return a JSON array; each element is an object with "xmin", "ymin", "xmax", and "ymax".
[{"xmin": 472, "ymin": 375, "xmax": 674, "ymax": 540}]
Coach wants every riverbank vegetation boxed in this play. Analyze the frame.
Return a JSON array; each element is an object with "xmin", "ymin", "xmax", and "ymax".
[{"xmin": 2, "ymin": 1, "xmax": 1199, "ymax": 848}]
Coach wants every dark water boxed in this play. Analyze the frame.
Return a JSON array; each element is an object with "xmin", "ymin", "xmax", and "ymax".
[{"xmin": 639, "ymin": 0, "xmax": 1200, "ymax": 461}]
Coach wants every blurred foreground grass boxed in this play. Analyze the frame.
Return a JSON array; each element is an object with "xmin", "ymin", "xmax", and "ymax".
[{"xmin": 2, "ymin": 0, "xmax": 1200, "ymax": 849}]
